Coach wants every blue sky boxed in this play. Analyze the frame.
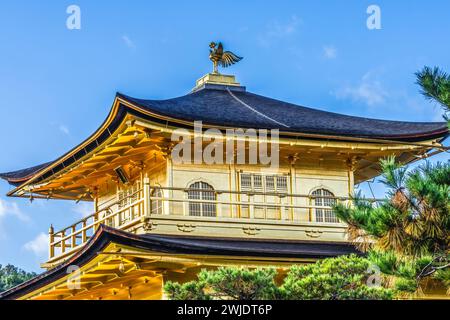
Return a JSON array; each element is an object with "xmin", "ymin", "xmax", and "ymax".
[{"xmin": 0, "ymin": 1, "xmax": 449, "ymax": 272}]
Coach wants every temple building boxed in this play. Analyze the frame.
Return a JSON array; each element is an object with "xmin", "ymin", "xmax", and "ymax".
[{"xmin": 0, "ymin": 52, "xmax": 448, "ymax": 299}]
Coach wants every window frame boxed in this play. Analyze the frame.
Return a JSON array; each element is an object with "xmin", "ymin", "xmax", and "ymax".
[
  {"xmin": 187, "ymin": 181, "xmax": 217, "ymax": 217},
  {"xmin": 311, "ymin": 188, "xmax": 339, "ymax": 223}
]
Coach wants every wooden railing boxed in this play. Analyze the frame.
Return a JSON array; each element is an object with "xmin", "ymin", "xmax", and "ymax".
[
  {"xmin": 150, "ymin": 186, "xmax": 352, "ymax": 221},
  {"xmin": 48, "ymin": 188, "xmax": 144, "ymax": 260},
  {"xmin": 48, "ymin": 185, "xmax": 382, "ymax": 261}
]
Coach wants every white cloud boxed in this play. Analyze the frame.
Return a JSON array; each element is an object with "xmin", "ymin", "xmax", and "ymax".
[
  {"xmin": 258, "ymin": 15, "xmax": 300, "ymax": 47},
  {"xmin": 121, "ymin": 35, "xmax": 136, "ymax": 50},
  {"xmin": 59, "ymin": 124, "xmax": 70, "ymax": 135},
  {"xmin": 72, "ymin": 201, "xmax": 93, "ymax": 218},
  {"xmin": 323, "ymin": 45, "xmax": 337, "ymax": 59},
  {"xmin": 23, "ymin": 233, "xmax": 48, "ymax": 257},
  {"xmin": 334, "ymin": 72, "xmax": 388, "ymax": 106},
  {"xmin": 0, "ymin": 198, "xmax": 30, "ymax": 223}
]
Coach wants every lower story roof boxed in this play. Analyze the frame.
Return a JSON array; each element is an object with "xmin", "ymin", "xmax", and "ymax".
[{"xmin": 0, "ymin": 225, "xmax": 360, "ymax": 300}]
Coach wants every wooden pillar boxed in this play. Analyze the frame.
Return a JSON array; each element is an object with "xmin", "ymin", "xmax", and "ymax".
[
  {"xmin": 288, "ymin": 154, "xmax": 299, "ymax": 221},
  {"xmin": 166, "ymin": 156, "xmax": 173, "ymax": 215},
  {"xmin": 143, "ymin": 174, "xmax": 151, "ymax": 217},
  {"xmin": 228, "ymin": 164, "xmax": 234, "ymax": 218},
  {"xmin": 347, "ymin": 170, "xmax": 355, "ymax": 196},
  {"xmin": 346, "ymin": 157, "xmax": 358, "ymax": 211},
  {"xmin": 94, "ymin": 193, "xmax": 99, "ymax": 231},
  {"xmin": 346, "ymin": 157, "xmax": 357, "ymax": 197},
  {"xmin": 48, "ymin": 224, "xmax": 54, "ymax": 259},
  {"xmin": 236, "ymin": 170, "xmax": 242, "ymax": 218},
  {"xmin": 162, "ymin": 144, "xmax": 174, "ymax": 216}
]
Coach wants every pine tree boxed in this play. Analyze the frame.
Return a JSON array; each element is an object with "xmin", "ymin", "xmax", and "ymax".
[
  {"xmin": 165, "ymin": 267, "xmax": 279, "ymax": 300},
  {"xmin": 334, "ymin": 158, "xmax": 450, "ymax": 294},
  {"xmin": 416, "ymin": 66, "xmax": 450, "ymax": 123},
  {"xmin": 164, "ymin": 255, "xmax": 393, "ymax": 300}
]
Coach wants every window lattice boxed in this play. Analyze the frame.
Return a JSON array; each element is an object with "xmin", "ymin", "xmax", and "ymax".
[
  {"xmin": 265, "ymin": 176, "xmax": 275, "ymax": 192},
  {"xmin": 188, "ymin": 182, "xmax": 216, "ymax": 217},
  {"xmin": 240, "ymin": 174, "xmax": 252, "ymax": 191},
  {"xmin": 239, "ymin": 173, "xmax": 288, "ymax": 193},
  {"xmin": 238, "ymin": 173, "xmax": 289, "ymax": 220},
  {"xmin": 312, "ymin": 189, "xmax": 339, "ymax": 223},
  {"xmin": 276, "ymin": 176, "xmax": 288, "ymax": 192},
  {"xmin": 151, "ymin": 188, "xmax": 163, "ymax": 215},
  {"xmin": 118, "ymin": 181, "xmax": 140, "ymax": 209},
  {"xmin": 253, "ymin": 174, "xmax": 263, "ymax": 190}
]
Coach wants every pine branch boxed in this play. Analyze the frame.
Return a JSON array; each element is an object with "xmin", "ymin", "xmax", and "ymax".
[
  {"xmin": 416, "ymin": 254, "xmax": 450, "ymax": 280},
  {"xmin": 416, "ymin": 66, "xmax": 450, "ymax": 113}
]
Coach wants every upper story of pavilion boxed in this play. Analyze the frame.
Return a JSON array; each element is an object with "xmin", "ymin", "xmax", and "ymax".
[{"xmin": 0, "ymin": 72, "xmax": 448, "ymax": 267}]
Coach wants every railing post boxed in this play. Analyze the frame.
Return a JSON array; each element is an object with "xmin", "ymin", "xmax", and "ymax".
[
  {"xmin": 308, "ymin": 197, "xmax": 312, "ymax": 222},
  {"xmin": 61, "ymin": 230, "xmax": 66, "ymax": 254},
  {"xmin": 281, "ymin": 204, "xmax": 288, "ymax": 220},
  {"xmin": 82, "ymin": 220, "xmax": 87, "ymax": 243},
  {"xmin": 94, "ymin": 196, "xmax": 99, "ymax": 231},
  {"xmin": 249, "ymin": 195, "xmax": 254, "ymax": 219},
  {"xmin": 183, "ymin": 191, "xmax": 188, "ymax": 216},
  {"xmin": 216, "ymin": 192, "xmax": 222, "ymax": 217},
  {"xmin": 48, "ymin": 224, "xmax": 54, "ymax": 259},
  {"xmin": 143, "ymin": 176, "xmax": 151, "ymax": 217},
  {"xmin": 71, "ymin": 226, "xmax": 76, "ymax": 248}
]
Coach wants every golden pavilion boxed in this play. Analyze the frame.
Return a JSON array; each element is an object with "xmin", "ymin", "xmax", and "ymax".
[{"xmin": 0, "ymin": 48, "xmax": 448, "ymax": 300}]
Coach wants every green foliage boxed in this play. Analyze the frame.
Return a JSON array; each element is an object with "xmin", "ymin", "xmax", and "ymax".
[
  {"xmin": 280, "ymin": 255, "xmax": 392, "ymax": 300},
  {"xmin": 434, "ymin": 268, "xmax": 450, "ymax": 288},
  {"xmin": 367, "ymin": 250, "xmax": 397, "ymax": 275},
  {"xmin": 416, "ymin": 66, "xmax": 450, "ymax": 121},
  {"xmin": 334, "ymin": 158, "xmax": 450, "ymax": 294},
  {"xmin": 0, "ymin": 264, "xmax": 36, "ymax": 292},
  {"xmin": 165, "ymin": 267, "xmax": 278, "ymax": 300},
  {"xmin": 164, "ymin": 280, "xmax": 210, "ymax": 300},
  {"xmin": 395, "ymin": 278, "xmax": 418, "ymax": 293},
  {"xmin": 198, "ymin": 267, "xmax": 279, "ymax": 300},
  {"xmin": 164, "ymin": 255, "xmax": 393, "ymax": 300}
]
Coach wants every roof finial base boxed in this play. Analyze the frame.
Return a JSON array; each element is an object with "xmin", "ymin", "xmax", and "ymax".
[{"xmin": 192, "ymin": 73, "xmax": 242, "ymax": 92}]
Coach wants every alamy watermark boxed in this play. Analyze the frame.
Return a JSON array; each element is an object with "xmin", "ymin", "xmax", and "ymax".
[
  {"xmin": 171, "ymin": 121, "xmax": 280, "ymax": 169},
  {"xmin": 66, "ymin": 265, "xmax": 81, "ymax": 290},
  {"xmin": 367, "ymin": 5, "xmax": 382, "ymax": 30},
  {"xmin": 66, "ymin": 5, "xmax": 81, "ymax": 30},
  {"xmin": 366, "ymin": 263, "xmax": 382, "ymax": 287}
]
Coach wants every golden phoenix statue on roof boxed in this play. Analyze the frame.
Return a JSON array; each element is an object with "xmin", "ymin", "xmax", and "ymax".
[{"xmin": 209, "ymin": 42, "xmax": 243, "ymax": 74}]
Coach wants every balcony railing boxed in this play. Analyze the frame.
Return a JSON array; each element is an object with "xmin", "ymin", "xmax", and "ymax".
[
  {"xmin": 47, "ymin": 185, "xmax": 380, "ymax": 263},
  {"xmin": 48, "ymin": 188, "xmax": 144, "ymax": 260}
]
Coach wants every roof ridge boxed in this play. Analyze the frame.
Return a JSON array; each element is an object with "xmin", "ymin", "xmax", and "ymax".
[{"xmin": 226, "ymin": 88, "xmax": 290, "ymax": 128}]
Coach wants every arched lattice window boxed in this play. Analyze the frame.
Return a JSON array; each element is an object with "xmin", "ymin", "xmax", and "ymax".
[
  {"xmin": 188, "ymin": 182, "xmax": 216, "ymax": 217},
  {"xmin": 151, "ymin": 188, "xmax": 163, "ymax": 215},
  {"xmin": 311, "ymin": 189, "xmax": 339, "ymax": 223}
]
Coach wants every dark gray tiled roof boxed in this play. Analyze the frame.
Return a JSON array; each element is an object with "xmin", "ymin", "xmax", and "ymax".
[
  {"xmin": 1, "ymin": 85, "xmax": 448, "ymax": 186},
  {"xmin": 118, "ymin": 85, "xmax": 448, "ymax": 140},
  {"xmin": 0, "ymin": 162, "xmax": 52, "ymax": 184}
]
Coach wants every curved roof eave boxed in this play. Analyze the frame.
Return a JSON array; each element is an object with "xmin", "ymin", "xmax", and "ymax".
[
  {"xmin": 1, "ymin": 90, "xmax": 448, "ymax": 193},
  {"xmin": 1, "ymin": 94, "xmax": 127, "ymax": 191}
]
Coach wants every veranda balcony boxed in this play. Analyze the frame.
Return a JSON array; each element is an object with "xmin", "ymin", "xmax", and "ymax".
[{"xmin": 45, "ymin": 184, "xmax": 371, "ymax": 267}]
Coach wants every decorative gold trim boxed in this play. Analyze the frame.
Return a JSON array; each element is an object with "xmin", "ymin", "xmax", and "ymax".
[
  {"xmin": 305, "ymin": 229, "xmax": 324, "ymax": 238},
  {"xmin": 177, "ymin": 223, "xmax": 196, "ymax": 233},
  {"xmin": 242, "ymin": 226, "xmax": 261, "ymax": 236}
]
